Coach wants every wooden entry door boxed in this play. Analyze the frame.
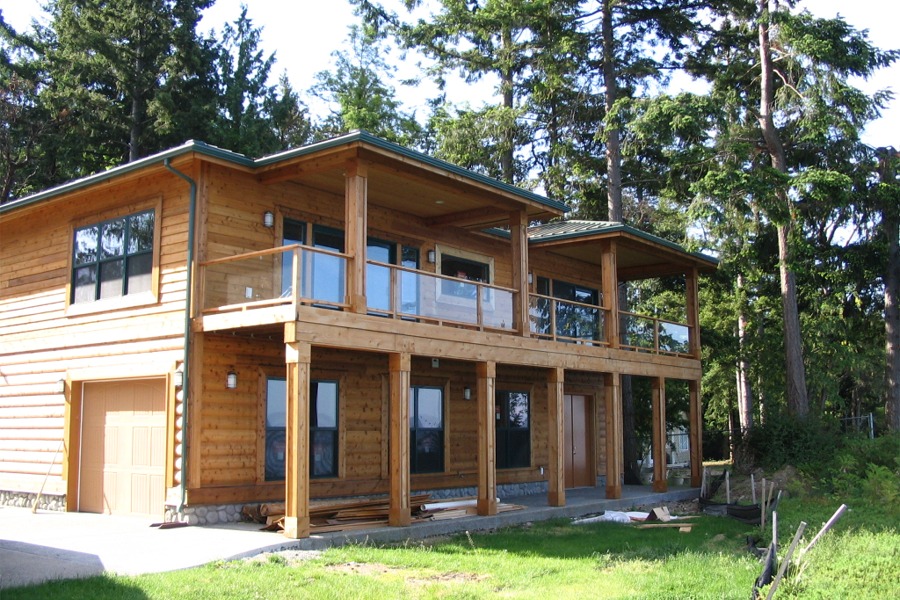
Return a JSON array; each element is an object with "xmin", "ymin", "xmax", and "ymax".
[
  {"xmin": 80, "ymin": 379, "xmax": 166, "ymax": 517},
  {"xmin": 564, "ymin": 394, "xmax": 594, "ymax": 488}
]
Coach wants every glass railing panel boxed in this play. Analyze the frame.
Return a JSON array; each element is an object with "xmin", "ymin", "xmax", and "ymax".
[
  {"xmin": 202, "ymin": 251, "xmax": 280, "ymax": 310},
  {"xmin": 303, "ymin": 251, "xmax": 346, "ymax": 305},
  {"xmin": 555, "ymin": 300, "xmax": 602, "ymax": 342},
  {"xmin": 529, "ymin": 296, "xmax": 552, "ymax": 337},
  {"xmin": 621, "ymin": 312, "xmax": 655, "ymax": 349},
  {"xmin": 481, "ymin": 287, "xmax": 514, "ymax": 330},
  {"xmin": 658, "ymin": 321, "xmax": 690, "ymax": 354},
  {"xmin": 366, "ymin": 262, "xmax": 392, "ymax": 313}
]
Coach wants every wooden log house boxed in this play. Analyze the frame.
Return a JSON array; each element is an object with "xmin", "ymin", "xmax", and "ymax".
[{"xmin": 0, "ymin": 132, "xmax": 716, "ymax": 537}]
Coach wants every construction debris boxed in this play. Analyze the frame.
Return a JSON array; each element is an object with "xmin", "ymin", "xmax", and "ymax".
[{"xmin": 242, "ymin": 495, "xmax": 525, "ymax": 534}]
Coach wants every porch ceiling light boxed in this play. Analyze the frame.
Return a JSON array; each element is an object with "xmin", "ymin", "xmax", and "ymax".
[
  {"xmin": 226, "ymin": 370, "xmax": 238, "ymax": 389},
  {"xmin": 263, "ymin": 211, "xmax": 275, "ymax": 228}
]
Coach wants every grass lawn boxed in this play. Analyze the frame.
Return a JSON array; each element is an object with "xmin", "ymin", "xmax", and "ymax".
[{"xmin": 5, "ymin": 495, "xmax": 897, "ymax": 599}]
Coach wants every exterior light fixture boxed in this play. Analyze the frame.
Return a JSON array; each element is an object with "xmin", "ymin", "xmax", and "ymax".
[
  {"xmin": 55, "ymin": 379, "xmax": 66, "ymax": 394},
  {"xmin": 463, "ymin": 387, "xmax": 472, "ymax": 400},
  {"xmin": 263, "ymin": 211, "xmax": 275, "ymax": 228},
  {"xmin": 173, "ymin": 368, "xmax": 184, "ymax": 388},
  {"xmin": 427, "ymin": 249, "xmax": 436, "ymax": 263},
  {"xmin": 527, "ymin": 272, "xmax": 533, "ymax": 284},
  {"xmin": 226, "ymin": 370, "xmax": 238, "ymax": 389}
]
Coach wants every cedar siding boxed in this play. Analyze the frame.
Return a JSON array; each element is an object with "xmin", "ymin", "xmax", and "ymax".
[{"xmin": 0, "ymin": 132, "xmax": 715, "ymax": 534}]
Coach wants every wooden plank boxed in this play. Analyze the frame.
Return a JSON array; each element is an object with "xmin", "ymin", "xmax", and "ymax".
[
  {"xmin": 388, "ymin": 353, "xmax": 411, "ymax": 526},
  {"xmin": 605, "ymin": 372, "xmax": 622, "ymax": 499},
  {"xmin": 476, "ymin": 361, "xmax": 497, "ymax": 516},
  {"xmin": 345, "ymin": 159, "xmax": 368, "ymax": 314},
  {"xmin": 601, "ymin": 240, "xmax": 619, "ymax": 348},
  {"xmin": 547, "ymin": 367, "xmax": 565, "ymax": 507},
  {"xmin": 510, "ymin": 209, "xmax": 530, "ymax": 337},
  {"xmin": 283, "ymin": 341, "xmax": 311, "ymax": 539},
  {"xmin": 689, "ymin": 379, "xmax": 702, "ymax": 487},
  {"xmin": 651, "ymin": 377, "xmax": 667, "ymax": 493},
  {"xmin": 686, "ymin": 268, "xmax": 701, "ymax": 359}
]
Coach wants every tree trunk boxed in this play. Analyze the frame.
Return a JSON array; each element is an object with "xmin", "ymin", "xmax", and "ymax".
[
  {"xmin": 500, "ymin": 25, "xmax": 515, "ymax": 184},
  {"xmin": 737, "ymin": 274, "xmax": 754, "ymax": 431},
  {"xmin": 757, "ymin": 0, "xmax": 809, "ymax": 418},
  {"xmin": 601, "ymin": 0, "xmax": 622, "ymax": 222},
  {"xmin": 879, "ymin": 148, "xmax": 900, "ymax": 432}
]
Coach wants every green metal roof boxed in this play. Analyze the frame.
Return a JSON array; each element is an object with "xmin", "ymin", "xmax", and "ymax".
[
  {"xmin": 0, "ymin": 131, "xmax": 569, "ymax": 216},
  {"xmin": 527, "ymin": 220, "xmax": 719, "ymax": 266}
]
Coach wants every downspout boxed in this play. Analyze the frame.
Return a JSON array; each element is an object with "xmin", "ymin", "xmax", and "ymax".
[{"xmin": 164, "ymin": 158, "xmax": 196, "ymax": 514}]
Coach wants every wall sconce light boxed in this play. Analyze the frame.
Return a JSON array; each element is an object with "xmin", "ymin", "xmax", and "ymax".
[
  {"xmin": 263, "ymin": 211, "xmax": 275, "ymax": 228},
  {"xmin": 173, "ymin": 368, "xmax": 184, "ymax": 388},
  {"xmin": 527, "ymin": 272, "xmax": 533, "ymax": 284},
  {"xmin": 226, "ymin": 370, "xmax": 238, "ymax": 389},
  {"xmin": 463, "ymin": 386, "xmax": 472, "ymax": 400},
  {"xmin": 427, "ymin": 249, "xmax": 436, "ymax": 263},
  {"xmin": 55, "ymin": 379, "xmax": 66, "ymax": 394}
]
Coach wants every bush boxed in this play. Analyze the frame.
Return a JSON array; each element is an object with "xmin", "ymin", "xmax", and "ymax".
[{"xmin": 733, "ymin": 416, "xmax": 841, "ymax": 473}]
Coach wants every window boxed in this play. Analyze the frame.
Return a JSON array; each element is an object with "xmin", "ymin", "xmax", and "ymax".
[
  {"xmin": 410, "ymin": 386, "xmax": 444, "ymax": 473},
  {"xmin": 310, "ymin": 380, "xmax": 339, "ymax": 478},
  {"xmin": 71, "ymin": 210, "xmax": 154, "ymax": 304},
  {"xmin": 264, "ymin": 377, "xmax": 339, "ymax": 481},
  {"xmin": 367, "ymin": 238, "xmax": 420, "ymax": 315},
  {"xmin": 440, "ymin": 254, "xmax": 489, "ymax": 299},
  {"xmin": 496, "ymin": 390, "xmax": 530, "ymax": 469},
  {"xmin": 311, "ymin": 225, "xmax": 345, "ymax": 304},
  {"xmin": 280, "ymin": 218, "xmax": 306, "ymax": 296}
]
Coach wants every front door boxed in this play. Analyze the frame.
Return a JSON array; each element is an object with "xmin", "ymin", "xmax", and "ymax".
[{"xmin": 564, "ymin": 394, "xmax": 594, "ymax": 488}]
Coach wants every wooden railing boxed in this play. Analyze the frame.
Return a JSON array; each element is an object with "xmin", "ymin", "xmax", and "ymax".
[
  {"xmin": 367, "ymin": 260, "xmax": 517, "ymax": 332},
  {"xmin": 619, "ymin": 311, "xmax": 692, "ymax": 356},
  {"xmin": 198, "ymin": 246, "xmax": 694, "ymax": 357},
  {"xmin": 528, "ymin": 293, "xmax": 608, "ymax": 346}
]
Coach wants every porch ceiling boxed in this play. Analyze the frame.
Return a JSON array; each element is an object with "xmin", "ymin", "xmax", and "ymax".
[{"xmin": 255, "ymin": 141, "xmax": 564, "ymax": 229}]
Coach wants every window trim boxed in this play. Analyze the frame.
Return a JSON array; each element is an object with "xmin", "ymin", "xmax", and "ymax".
[
  {"xmin": 65, "ymin": 198, "xmax": 162, "ymax": 316},
  {"xmin": 495, "ymin": 388, "xmax": 532, "ymax": 470},
  {"xmin": 434, "ymin": 244, "xmax": 494, "ymax": 306}
]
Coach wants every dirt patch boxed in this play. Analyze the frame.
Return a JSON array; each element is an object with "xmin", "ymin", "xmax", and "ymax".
[
  {"xmin": 242, "ymin": 549, "xmax": 322, "ymax": 566},
  {"xmin": 327, "ymin": 561, "xmax": 399, "ymax": 576},
  {"xmin": 327, "ymin": 562, "xmax": 489, "ymax": 586}
]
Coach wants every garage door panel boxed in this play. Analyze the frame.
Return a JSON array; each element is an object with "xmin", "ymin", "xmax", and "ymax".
[{"xmin": 81, "ymin": 379, "xmax": 166, "ymax": 517}]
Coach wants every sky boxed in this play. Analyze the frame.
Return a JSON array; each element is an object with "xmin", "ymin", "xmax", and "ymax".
[{"xmin": 3, "ymin": 0, "xmax": 899, "ymax": 149}]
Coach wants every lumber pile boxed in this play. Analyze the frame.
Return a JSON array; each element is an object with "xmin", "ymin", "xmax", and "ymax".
[{"xmin": 241, "ymin": 495, "xmax": 526, "ymax": 534}]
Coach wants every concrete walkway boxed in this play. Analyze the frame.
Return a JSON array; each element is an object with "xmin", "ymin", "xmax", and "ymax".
[{"xmin": 0, "ymin": 485, "xmax": 698, "ymax": 590}]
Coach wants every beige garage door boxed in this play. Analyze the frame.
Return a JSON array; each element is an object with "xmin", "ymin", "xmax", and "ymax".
[{"xmin": 80, "ymin": 379, "xmax": 166, "ymax": 517}]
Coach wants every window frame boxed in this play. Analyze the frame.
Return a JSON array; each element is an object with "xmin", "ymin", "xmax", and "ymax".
[
  {"xmin": 66, "ymin": 198, "xmax": 162, "ymax": 315},
  {"xmin": 434, "ymin": 244, "xmax": 494, "ymax": 306},
  {"xmin": 409, "ymin": 384, "xmax": 445, "ymax": 474},
  {"xmin": 495, "ymin": 389, "xmax": 532, "ymax": 470}
]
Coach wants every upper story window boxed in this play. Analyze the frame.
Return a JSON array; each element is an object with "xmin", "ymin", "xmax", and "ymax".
[
  {"xmin": 72, "ymin": 210, "xmax": 155, "ymax": 304},
  {"xmin": 435, "ymin": 245, "xmax": 493, "ymax": 301}
]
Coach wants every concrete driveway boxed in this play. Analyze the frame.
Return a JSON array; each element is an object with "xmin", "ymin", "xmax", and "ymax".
[{"xmin": 0, "ymin": 506, "xmax": 297, "ymax": 590}]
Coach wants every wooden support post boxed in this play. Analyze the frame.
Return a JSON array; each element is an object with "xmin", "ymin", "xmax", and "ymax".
[
  {"xmin": 345, "ymin": 159, "xmax": 368, "ymax": 314},
  {"xmin": 477, "ymin": 361, "xmax": 498, "ymax": 516},
  {"xmin": 547, "ymin": 367, "xmax": 566, "ymax": 507},
  {"xmin": 689, "ymin": 379, "xmax": 703, "ymax": 487},
  {"xmin": 651, "ymin": 377, "xmax": 668, "ymax": 493},
  {"xmin": 686, "ymin": 267, "xmax": 701, "ymax": 359},
  {"xmin": 283, "ymin": 341, "xmax": 311, "ymax": 539},
  {"xmin": 605, "ymin": 372, "xmax": 623, "ymax": 499},
  {"xmin": 601, "ymin": 241, "xmax": 619, "ymax": 347},
  {"xmin": 389, "ymin": 353, "xmax": 411, "ymax": 526},
  {"xmin": 510, "ymin": 209, "xmax": 530, "ymax": 337}
]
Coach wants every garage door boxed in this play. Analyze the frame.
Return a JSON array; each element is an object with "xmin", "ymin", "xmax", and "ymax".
[{"xmin": 80, "ymin": 379, "xmax": 166, "ymax": 517}]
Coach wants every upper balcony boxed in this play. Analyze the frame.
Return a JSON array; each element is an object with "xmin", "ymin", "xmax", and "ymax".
[{"xmin": 196, "ymin": 243, "xmax": 696, "ymax": 359}]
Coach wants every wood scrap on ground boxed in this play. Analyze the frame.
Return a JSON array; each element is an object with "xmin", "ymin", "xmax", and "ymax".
[{"xmin": 241, "ymin": 494, "xmax": 525, "ymax": 534}]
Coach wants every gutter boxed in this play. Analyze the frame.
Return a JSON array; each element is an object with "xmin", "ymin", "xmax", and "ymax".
[{"xmin": 164, "ymin": 158, "xmax": 197, "ymax": 515}]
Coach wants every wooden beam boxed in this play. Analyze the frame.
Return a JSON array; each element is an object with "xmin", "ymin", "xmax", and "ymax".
[
  {"xmin": 389, "ymin": 352, "xmax": 411, "ymax": 526},
  {"xmin": 257, "ymin": 152, "xmax": 352, "ymax": 185},
  {"xmin": 686, "ymin": 267, "xmax": 701, "ymax": 359},
  {"xmin": 511, "ymin": 209, "xmax": 530, "ymax": 337},
  {"xmin": 601, "ymin": 240, "xmax": 619, "ymax": 348},
  {"xmin": 423, "ymin": 206, "xmax": 509, "ymax": 228},
  {"xmin": 283, "ymin": 340, "xmax": 311, "ymax": 539},
  {"xmin": 651, "ymin": 377, "xmax": 668, "ymax": 493},
  {"xmin": 547, "ymin": 367, "xmax": 565, "ymax": 506},
  {"xmin": 605, "ymin": 372, "xmax": 622, "ymax": 499},
  {"xmin": 476, "ymin": 361, "xmax": 498, "ymax": 516},
  {"xmin": 345, "ymin": 159, "xmax": 368, "ymax": 314},
  {"xmin": 689, "ymin": 379, "xmax": 703, "ymax": 487}
]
